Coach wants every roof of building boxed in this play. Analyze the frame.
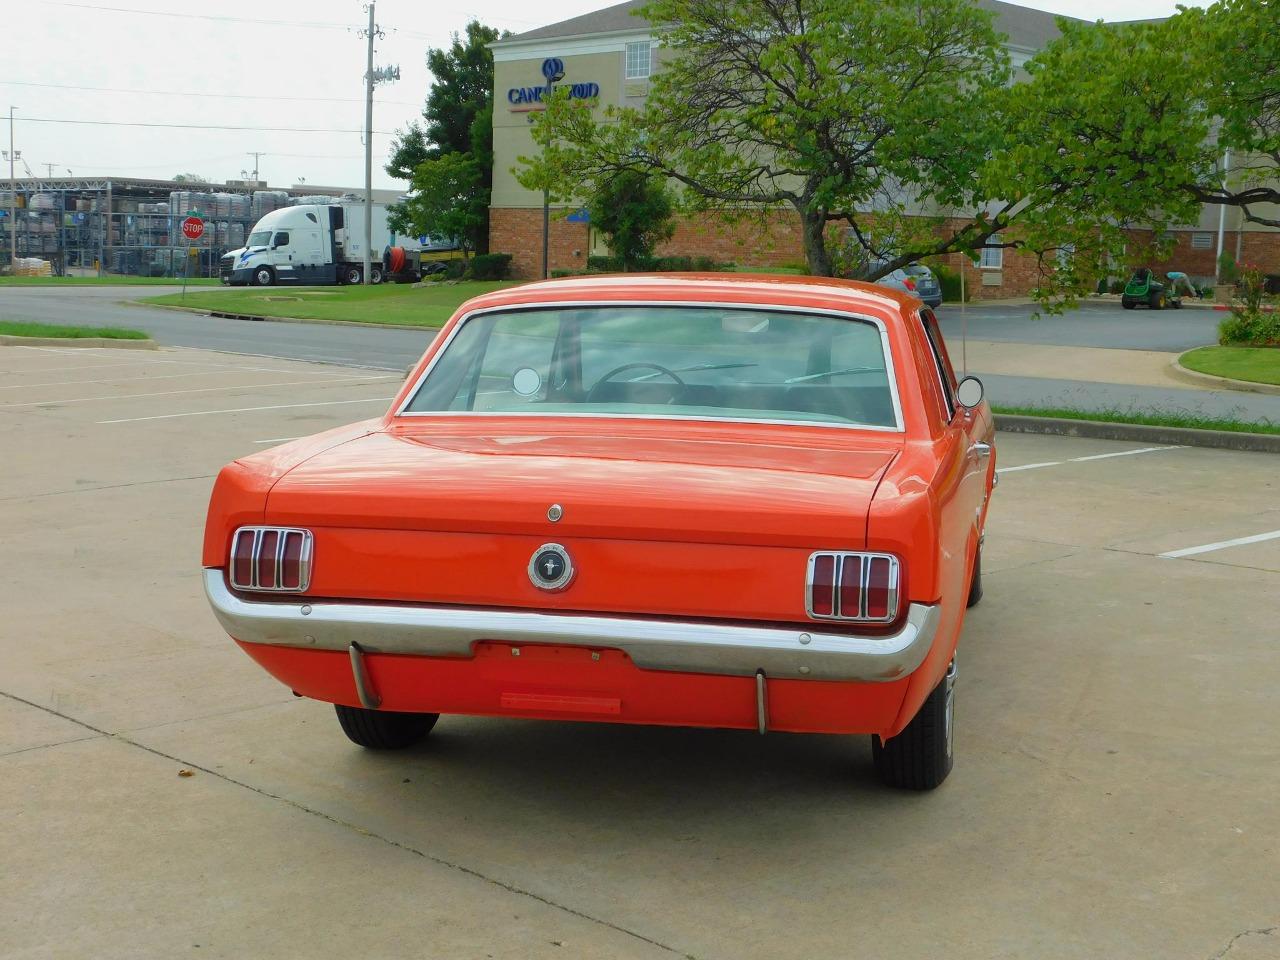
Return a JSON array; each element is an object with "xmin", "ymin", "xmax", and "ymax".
[{"xmin": 495, "ymin": 0, "xmax": 1132, "ymax": 50}]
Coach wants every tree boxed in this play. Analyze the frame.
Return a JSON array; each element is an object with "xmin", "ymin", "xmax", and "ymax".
[
  {"xmin": 522, "ymin": 0, "xmax": 1011, "ymax": 278},
  {"xmin": 587, "ymin": 171, "xmax": 675, "ymax": 268},
  {"xmin": 519, "ymin": 0, "xmax": 1268, "ymax": 307},
  {"xmin": 171, "ymin": 173, "xmax": 209, "ymax": 183},
  {"xmin": 387, "ymin": 20, "xmax": 506, "ymax": 254}
]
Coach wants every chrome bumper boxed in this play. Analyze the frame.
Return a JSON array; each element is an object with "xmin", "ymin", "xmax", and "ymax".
[{"xmin": 203, "ymin": 569, "xmax": 939, "ymax": 683}]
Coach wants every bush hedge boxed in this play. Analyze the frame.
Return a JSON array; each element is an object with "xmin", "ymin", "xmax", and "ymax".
[
  {"xmin": 468, "ymin": 253, "xmax": 513, "ymax": 280},
  {"xmin": 931, "ymin": 263, "xmax": 970, "ymax": 303},
  {"xmin": 585, "ymin": 254, "xmax": 733, "ymax": 273}
]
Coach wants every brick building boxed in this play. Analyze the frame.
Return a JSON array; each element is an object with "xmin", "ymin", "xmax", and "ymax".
[{"xmin": 489, "ymin": 0, "xmax": 1278, "ymax": 296}]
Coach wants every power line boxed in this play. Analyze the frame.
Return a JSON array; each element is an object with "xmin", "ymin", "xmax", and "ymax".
[
  {"xmin": 39, "ymin": 2, "xmax": 351, "ymax": 30},
  {"xmin": 0, "ymin": 79, "xmax": 421, "ymax": 108},
  {"xmin": 20, "ymin": 117, "xmax": 397, "ymax": 134}
]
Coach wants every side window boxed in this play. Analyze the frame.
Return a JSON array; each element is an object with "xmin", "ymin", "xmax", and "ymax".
[
  {"xmin": 919, "ymin": 309, "xmax": 957, "ymax": 422},
  {"xmin": 273, "ymin": 231, "xmax": 289, "ymax": 247}
]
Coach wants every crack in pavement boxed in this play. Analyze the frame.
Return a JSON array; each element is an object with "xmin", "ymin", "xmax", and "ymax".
[
  {"xmin": 0, "ymin": 473, "xmax": 217, "ymax": 502},
  {"xmin": 0, "ymin": 689, "xmax": 688, "ymax": 958},
  {"xmin": 1208, "ymin": 925, "xmax": 1277, "ymax": 959}
]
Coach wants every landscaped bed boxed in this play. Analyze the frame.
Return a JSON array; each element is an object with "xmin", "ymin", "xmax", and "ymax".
[
  {"xmin": 992, "ymin": 404, "xmax": 1279, "ymax": 436},
  {"xmin": 141, "ymin": 281, "xmax": 519, "ymax": 328},
  {"xmin": 1180, "ymin": 346, "xmax": 1280, "ymax": 386},
  {"xmin": 0, "ymin": 321, "xmax": 149, "ymax": 339}
]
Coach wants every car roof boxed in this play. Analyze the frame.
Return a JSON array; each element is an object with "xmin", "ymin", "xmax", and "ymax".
[{"xmin": 457, "ymin": 272, "xmax": 921, "ymax": 315}]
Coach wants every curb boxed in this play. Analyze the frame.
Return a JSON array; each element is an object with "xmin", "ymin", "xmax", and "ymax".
[
  {"xmin": 0, "ymin": 335, "xmax": 158, "ymax": 350},
  {"xmin": 994, "ymin": 414, "xmax": 1280, "ymax": 454},
  {"xmin": 1167, "ymin": 351, "xmax": 1280, "ymax": 396},
  {"xmin": 135, "ymin": 300, "xmax": 439, "ymax": 333}
]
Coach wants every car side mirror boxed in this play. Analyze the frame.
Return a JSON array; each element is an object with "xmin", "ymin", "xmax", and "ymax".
[{"xmin": 956, "ymin": 376, "xmax": 984, "ymax": 409}]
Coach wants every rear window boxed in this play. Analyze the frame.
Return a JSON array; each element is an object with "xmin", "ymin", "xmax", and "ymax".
[{"xmin": 402, "ymin": 305, "xmax": 900, "ymax": 429}]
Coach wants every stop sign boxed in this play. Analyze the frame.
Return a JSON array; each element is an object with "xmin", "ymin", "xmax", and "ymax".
[{"xmin": 181, "ymin": 216, "xmax": 205, "ymax": 242}]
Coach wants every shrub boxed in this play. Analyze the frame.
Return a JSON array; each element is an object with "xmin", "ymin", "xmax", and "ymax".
[
  {"xmin": 587, "ymin": 255, "xmax": 623, "ymax": 272},
  {"xmin": 1217, "ymin": 309, "xmax": 1280, "ymax": 346},
  {"xmin": 1108, "ymin": 279, "xmax": 1127, "ymax": 295},
  {"xmin": 932, "ymin": 263, "xmax": 970, "ymax": 303},
  {"xmin": 443, "ymin": 260, "xmax": 467, "ymax": 280},
  {"xmin": 1218, "ymin": 251, "xmax": 1239, "ymax": 285},
  {"xmin": 468, "ymin": 253, "xmax": 512, "ymax": 280},
  {"xmin": 586, "ymin": 171, "xmax": 676, "ymax": 270},
  {"xmin": 549, "ymin": 268, "xmax": 579, "ymax": 278}
]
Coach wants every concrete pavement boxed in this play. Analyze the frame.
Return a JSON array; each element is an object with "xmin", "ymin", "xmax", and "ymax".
[{"xmin": 3, "ymin": 342, "xmax": 1279, "ymax": 959}]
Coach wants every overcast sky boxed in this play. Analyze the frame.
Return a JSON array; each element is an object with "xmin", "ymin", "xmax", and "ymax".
[{"xmin": 4, "ymin": 0, "xmax": 1205, "ymax": 193}]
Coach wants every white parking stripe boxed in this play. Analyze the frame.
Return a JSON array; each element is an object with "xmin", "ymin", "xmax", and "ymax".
[
  {"xmin": 1159, "ymin": 530, "xmax": 1280, "ymax": 559},
  {"xmin": 1070, "ymin": 446, "xmax": 1185, "ymax": 462},
  {"xmin": 1, "ymin": 375, "xmax": 395, "ymax": 408},
  {"xmin": 253, "ymin": 436, "xmax": 305, "ymax": 444},
  {"xmin": 997, "ymin": 445, "xmax": 1183, "ymax": 474},
  {"xmin": 98, "ymin": 396, "xmax": 395, "ymax": 423},
  {"xmin": 996, "ymin": 461, "xmax": 1062, "ymax": 473}
]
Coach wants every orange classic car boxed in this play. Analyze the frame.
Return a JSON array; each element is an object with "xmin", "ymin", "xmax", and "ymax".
[{"xmin": 204, "ymin": 274, "xmax": 995, "ymax": 789}]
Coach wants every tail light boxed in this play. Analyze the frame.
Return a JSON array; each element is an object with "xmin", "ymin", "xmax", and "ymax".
[
  {"xmin": 806, "ymin": 552, "xmax": 900, "ymax": 623},
  {"xmin": 229, "ymin": 527, "xmax": 313, "ymax": 592}
]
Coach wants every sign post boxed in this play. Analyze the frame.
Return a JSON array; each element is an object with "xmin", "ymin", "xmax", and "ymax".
[{"xmin": 180, "ymin": 215, "xmax": 205, "ymax": 300}]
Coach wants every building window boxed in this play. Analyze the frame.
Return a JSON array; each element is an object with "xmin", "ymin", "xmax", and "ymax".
[
  {"xmin": 625, "ymin": 41, "xmax": 652, "ymax": 80},
  {"xmin": 1191, "ymin": 233, "xmax": 1213, "ymax": 250},
  {"xmin": 980, "ymin": 235, "xmax": 1003, "ymax": 270},
  {"xmin": 1057, "ymin": 243, "xmax": 1075, "ymax": 269}
]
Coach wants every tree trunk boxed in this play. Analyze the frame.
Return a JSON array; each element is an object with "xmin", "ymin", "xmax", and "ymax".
[{"xmin": 800, "ymin": 208, "xmax": 833, "ymax": 277}]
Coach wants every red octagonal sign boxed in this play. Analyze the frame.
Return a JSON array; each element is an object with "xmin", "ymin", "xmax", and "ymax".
[{"xmin": 181, "ymin": 216, "xmax": 205, "ymax": 242}]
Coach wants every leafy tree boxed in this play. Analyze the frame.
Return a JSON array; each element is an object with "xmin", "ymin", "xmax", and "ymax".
[
  {"xmin": 171, "ymin": 173, "xmax": 209, "ymax": 183},
  {"xmin": 586, "ymin": 171, "xmax": 675, "ymax": 269},
  {"xmin": 521, "ymin": 0, "xmax": 1011, "ymax": 278},
  {"xmin": 387, "ymin": 20, "xmax": 506, "ymax": 254},
  {"xmin": 519, "ymin": 0, "xmax": 1275, "ymax": 307}
]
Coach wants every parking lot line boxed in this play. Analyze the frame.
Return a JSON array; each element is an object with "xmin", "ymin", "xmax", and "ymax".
[
  {"xmin": 98, "ymin": 396, "xmax": 396, "ymax": 424},
  {"xmin": 1159, "ymin": 529, "xmax": 1280, "ymax": 559},
  {"xmin": 253, "ymin": 436, "xmax": 305, "ymax": 444},
  {"xmin": 997, "ymin": 445, "xmax": 1183, "ymax": 474},
  {"xmin": 0, "ymin": 375, "xmax": 396, "ymax": 408}
]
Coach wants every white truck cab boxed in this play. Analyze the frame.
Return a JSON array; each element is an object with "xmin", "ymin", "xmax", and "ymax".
[{"xmin": 221, "ymin": 201, "xmax": 415, "ymax": 286}]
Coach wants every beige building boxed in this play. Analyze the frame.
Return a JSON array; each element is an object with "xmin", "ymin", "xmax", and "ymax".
[{"xmin": 489, "ymin": 0, "xmax": 1279, "ymax": 293}]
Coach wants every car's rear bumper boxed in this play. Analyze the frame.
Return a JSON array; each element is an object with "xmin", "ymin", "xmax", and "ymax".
[{"xmin": 204, "ymin": 569, "xmax": 939, "ymax": 685}]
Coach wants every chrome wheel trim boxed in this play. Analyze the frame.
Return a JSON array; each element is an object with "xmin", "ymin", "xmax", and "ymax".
[{"xmin": 944, "ymin": 657, "xmax": 957, "ymax": 757}]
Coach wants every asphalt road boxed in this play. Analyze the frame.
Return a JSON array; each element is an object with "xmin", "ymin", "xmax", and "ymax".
[{"xmin": 2, "ymin": 285, "xmax": 1275, "ymax": 422}]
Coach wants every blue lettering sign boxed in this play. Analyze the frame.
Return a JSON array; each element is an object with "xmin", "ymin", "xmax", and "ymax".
[{"xmin": 507, "ymin": 56, "xmax": 599, "ymax": 110}]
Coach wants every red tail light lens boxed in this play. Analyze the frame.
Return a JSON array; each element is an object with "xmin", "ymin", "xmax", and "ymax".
[
  {"xmin": 807, "ymin": 551, "xmax": 900, "ymax": 623},
  {"xmin": 229, "ymin": 527, "xmax": 313, "ymax": 593},
  {"xmin": 809, "ymin": 554, "xmax": 835, "ymax": 616}
]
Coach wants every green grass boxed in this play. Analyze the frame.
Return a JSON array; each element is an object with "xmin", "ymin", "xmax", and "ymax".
[
  {"xmin": 0, "ymin": 320, "xmax": 149, "ymax": 339},
  {"xmin": 0, "ymin": 275, "xmax": 222, "ymax": 286},
  {"xmin": 1179, "ymin": 346, "xmax": 1280, "ymax": 386},
  {"xmin": 992, "ymin": 404, "xmax": 1280, "ymax": 436},
  {"xmin": 141, "ymin": 280, "xmax": 519, "ymax": 328}
]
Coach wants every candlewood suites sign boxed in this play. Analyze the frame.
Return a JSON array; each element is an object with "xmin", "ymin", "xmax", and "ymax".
[{"xmin": 508, "ymin": 57, "xmax": 600, "ymax": 111}]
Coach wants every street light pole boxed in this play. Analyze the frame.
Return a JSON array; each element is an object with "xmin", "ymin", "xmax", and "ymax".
[
  {"xmin": 363, "ymin": 2, "xmax": 375, "ymax": 286},
  {"xmin": 7, "ymin": 107, "xmax": 15, "ymax": 273}
]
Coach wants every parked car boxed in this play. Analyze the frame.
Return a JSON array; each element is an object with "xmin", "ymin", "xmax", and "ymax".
[
  {"xmin": 203, "ymin": 275, "xmax": 996, "ymax": 790},
  {"xmin": 874, "ymin": 263, "xmax": 943, "ymax": 309}
]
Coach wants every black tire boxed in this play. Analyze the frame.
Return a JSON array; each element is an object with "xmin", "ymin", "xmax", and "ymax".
[
  {"xmin": 872, "ymin": 659, "xmax": 956, "ymax": 790},
  {"xmin": 1122, "ymin": 300, "xmax": 1135, "ymax": 310},
  {"xmin": 370, "ymin": 265, "xmax": 384, "ymax": 285},
  {"xmin": 252, "ymin": 266, "xmax": 274, "ymax": 287},
  {"xmin": 1150, "ymin": 292, "xmax": 1166, "ymax": 310},
  {"xmin": 342, "ymin": 265, "xmax": 362, "ymax": 285},
  {"xmin": 967, "ymin": 546, "xmax": 983, "ymax": 608},
  {"xmin": 334, "ymin": 704, "xmax": 438, "ymax": 749}
]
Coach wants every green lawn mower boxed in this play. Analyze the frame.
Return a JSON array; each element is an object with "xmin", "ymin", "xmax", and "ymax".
[{"xmin": 1121, "ymin": 267, "xmax": 1193, "ymax": 310}]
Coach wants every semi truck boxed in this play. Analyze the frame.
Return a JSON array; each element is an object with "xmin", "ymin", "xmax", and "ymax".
[{"xmin": 219, "ymin": 200, "xmax": 456, "ymax": 286}]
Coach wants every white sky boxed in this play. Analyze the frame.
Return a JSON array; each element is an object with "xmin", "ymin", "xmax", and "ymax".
[{"xmin": 4, "ymin": 0, "xmax": 1205, "ymax": 193}]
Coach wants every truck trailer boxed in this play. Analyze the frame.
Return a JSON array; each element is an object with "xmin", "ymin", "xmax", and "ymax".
[{"xmin": 220, "ymin": 201, "xmax": 440, "ymax": 286}]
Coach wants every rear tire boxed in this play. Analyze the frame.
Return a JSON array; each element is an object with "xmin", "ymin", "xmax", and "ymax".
[
  {"xmin": 342, "ymin": 265, "xmax": 362, "ymax": 285},
  {"xmin": 370, "ymin": 265, "xmax": 384, "ymax": 285},
  {"xmin": 1151, "ymin": 292, "xmax": 1166, "ymax": 310},
  {"xmin": 872, "ymin": 659, "xmax": 956, "ymax": 790},
  {"xmin": 967, "ymin": 546, "xmax": 983, "ymax": 608},
  {"xmin": 335, "ymin": 704, "xmax": 438, "ymax": 749}
]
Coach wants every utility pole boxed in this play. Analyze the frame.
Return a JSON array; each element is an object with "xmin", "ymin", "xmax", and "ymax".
[
  {"xmin": 357, "ymin": 5, "xmax": 398, "ymax": 286},
  {"xmin": 43, "ymin": 162, "xmax": 57, "ymax": 178},
  {"xmin": 7, "ymin": 107, "xmax": 16, "ymax": 273},
  {"xmin": 246, "ymin": 152, "xmax": 264, "ymax": 183}
]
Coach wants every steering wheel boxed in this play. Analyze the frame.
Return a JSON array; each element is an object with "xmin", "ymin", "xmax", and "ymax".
[{"xmin": 586, "ymin": 362, "xmax": 686, "ymax": 402}]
